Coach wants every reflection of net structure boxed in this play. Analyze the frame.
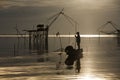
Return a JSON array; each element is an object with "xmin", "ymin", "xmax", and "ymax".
[{"xmin": 98, "ymin": 21, "xmax": 120, "ymax": 34}]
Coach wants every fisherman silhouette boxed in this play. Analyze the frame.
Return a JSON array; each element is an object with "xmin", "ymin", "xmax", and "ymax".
[
  {"xmin": 64, "ymin": 32, "xmax": 83, "ymax": 72},
  {"xmin": 75, "ymin": 32, "xmax": 81, "ymax": 49}
]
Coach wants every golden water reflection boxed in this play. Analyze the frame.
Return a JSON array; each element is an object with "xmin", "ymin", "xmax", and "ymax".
[
  {"xmin": 56, "ymin": 73, "xmax": 106, "ymax": 80},
  {"xmin": 73, "ymin": 74, "xmax": 105, "ymax": 80}
]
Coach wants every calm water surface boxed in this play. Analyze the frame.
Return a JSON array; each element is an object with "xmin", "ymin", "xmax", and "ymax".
[{"xmin": 0, "ymin": 37, "xmax": 120, "ymax": 80}]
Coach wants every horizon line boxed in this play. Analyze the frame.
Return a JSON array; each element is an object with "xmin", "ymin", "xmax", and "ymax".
[{"xmin": 0, "ymin": 34, "xmax": 117, "ymax": 38}]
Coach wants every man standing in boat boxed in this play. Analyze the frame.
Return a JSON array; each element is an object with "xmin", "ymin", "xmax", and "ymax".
[
  {"xmin": 75, "ymin": 32, "xmax": 81, "ymax": 49},
  {"xmin": 64, "ymin": 32, "xmax": 83, "ymax": 72},
  {"xmin": 75, "ymin": 32, "xmax": 83, "ymax": 72}
]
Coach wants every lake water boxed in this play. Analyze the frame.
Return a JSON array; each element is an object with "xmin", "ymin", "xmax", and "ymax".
[{"xmin": 0, "ymin": 36, "xmax": 120, "ymax": 80}]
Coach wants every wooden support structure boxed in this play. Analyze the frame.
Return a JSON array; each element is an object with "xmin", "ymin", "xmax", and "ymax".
[
  {"xmin": 23, "ymin": 9, "xmax": 78, "ymax": 54},
  {"xmin": 24, "ymin": 24, "xmax": 48, "ymax": 54},
  {"xmin": 29, "ymin": 32, "xmax": 32, "ymax": 51}
]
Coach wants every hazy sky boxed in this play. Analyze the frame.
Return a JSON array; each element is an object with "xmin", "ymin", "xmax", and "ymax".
[{"xmin": 0, "ymin": 0, "xmax": 120, "ymax": 34}]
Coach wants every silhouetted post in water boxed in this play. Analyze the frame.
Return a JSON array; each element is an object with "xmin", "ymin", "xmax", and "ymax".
[
  {"xmin": 56, "ymin": 32, "xmax": 62, "ymax": 51},
  {"xmin": 117, "ymin": 30, "xmax": 120, "ymax": 44},
  {"xmin": 14, "ymin": 43, "xmax": 16, "ymax": 56},
  {"xmin": 29, "ymin": 32, "xmax": 32, "ymax": 53},
  {"xmin": 23, "ymin": 30, "xmax": 35, "ymax": 54},
  {"xmin": 23, "ymin": 33, "xmax": 27, "ymax": 50},
  {"xmin": 33, "ymin": 32, "xmax": 36, "ymax": 50},
  {"xmin": 37, "ymin": 24, "xmax": 48, "ymax": 53},
  {"xmin": 45, "ymin": 26, "xmax": 48, "ymax": 53},
  {"xmin": 75, "ymin": 32, "xmax": 81, "ymax": 49},
  {"xmin": 68, "ymin": 32, "xmax": 71, "ymax": 44}
]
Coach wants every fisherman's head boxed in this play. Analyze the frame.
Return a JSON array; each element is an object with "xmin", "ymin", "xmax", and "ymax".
[{"xmin": 76, "ymin": 32, "xmax": 79, "ymax": 35}]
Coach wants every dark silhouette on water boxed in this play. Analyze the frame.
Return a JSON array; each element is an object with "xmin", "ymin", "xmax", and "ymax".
[
  {"xmin": 65, "ymin": 45, "xmax": 83, "ymax": 73},
  {"xmin": 65, "ymin": 46, "xmax": 77, "ymax": 66},
  {"xmin": 64, "ymin": 31, "xmax": 83, "ymax": 73}
]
